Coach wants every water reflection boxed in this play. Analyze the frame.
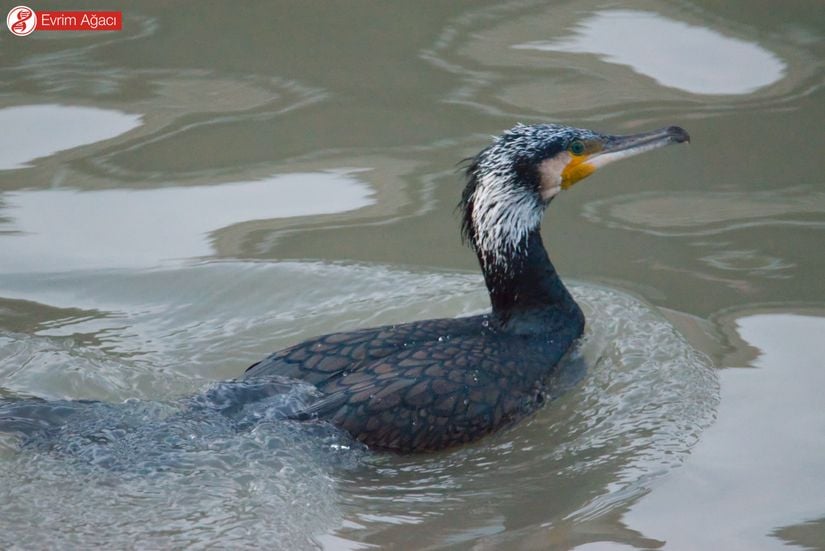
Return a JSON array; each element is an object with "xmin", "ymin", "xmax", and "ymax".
[
  {"xmin": 624, "ymin": 311, "xmax": 825, "ymax": 549},
  {"xmin": 0, "ymin": 171, "xmax": 374, "ymax": 272},
  {"xmin": 581, "ymin": 188, "xmax": 825, "ymax": 290},
  {"xmin": 773, "ymin": 517, "xmax": 825, "ymax": 550},
  {"xmin": 699, "ymin": 249, "xmax": 794, "ymax": 279},
  {"xmin": 581, "ymin": 188, "xmax": 825, "ymax": 237},
  {"xmin": 0, "ymin": 105, "xmax": 141, "ymax": 170},
  {"xmin": 514, "ymin": 9, "xmax": 786, "ymax": 95},
  {"xmin": 424, "ymin": 1, "xmax": 815, "ymax": 120},
  {"xmin": 0, "ymin": 1, "xmax": 820, "ymax": 548}
]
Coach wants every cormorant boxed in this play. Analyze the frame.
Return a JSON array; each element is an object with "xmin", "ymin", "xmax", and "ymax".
[{"xmin": 245, "ymin": 123, "xmax": 690, "ymax": 452}]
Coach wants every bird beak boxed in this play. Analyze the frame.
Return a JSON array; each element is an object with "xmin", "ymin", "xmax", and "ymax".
[{"xmin": 560, "ymin": 126, "xmax": 690, "ymax": 189}]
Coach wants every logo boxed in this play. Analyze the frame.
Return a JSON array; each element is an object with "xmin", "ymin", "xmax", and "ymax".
[
  {"xmin": 6, "ymin": 5, "xmax": 37, "ymax": 36},
  {"xmin": 5, "ymin": 7, "xmax": 122, "ymax": 35}
]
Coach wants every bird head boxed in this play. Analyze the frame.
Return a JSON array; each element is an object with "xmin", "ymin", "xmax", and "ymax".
[{"xmin": 461, "ymin": 123, "xmax": 689, "ymax": 269}]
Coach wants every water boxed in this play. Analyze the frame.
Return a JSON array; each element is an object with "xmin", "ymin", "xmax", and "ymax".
[
  {"xmin": 1, "ymin": 1, "xmax": 823, "ymax": 549},
  {"xmin": 0, "ymin": 278, "xmax": 714, "ymax": 548}
]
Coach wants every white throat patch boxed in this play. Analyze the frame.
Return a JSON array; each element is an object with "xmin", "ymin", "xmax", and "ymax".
[{"xmin": 470, "ymin": 171, "xmax": 543, "ymax": 270}]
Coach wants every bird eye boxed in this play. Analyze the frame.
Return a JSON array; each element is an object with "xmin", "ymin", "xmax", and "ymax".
[{"xmin": 569, "ymin": 140, "xmax": 586, "ymax": 155}]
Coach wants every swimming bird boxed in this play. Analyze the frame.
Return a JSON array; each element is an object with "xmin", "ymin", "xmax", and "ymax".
[{"xmin": 244, "ymin": 123, "xmax": 690, "ymax": 452}]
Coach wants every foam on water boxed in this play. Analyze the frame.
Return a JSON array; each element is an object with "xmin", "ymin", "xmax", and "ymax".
[
  {"xmin": 0, "ymin": 262, "xmax": 717, "ymax": 548},
  {"xmin": 0, "ymin": 381, "xmax": 360, "ymax": 549}
]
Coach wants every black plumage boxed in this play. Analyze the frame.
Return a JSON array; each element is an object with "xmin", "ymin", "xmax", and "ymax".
[
  {"xmin": 246, "ymin": 303, "xmax": 582, "ymax": 451},
  {"xmin": 0, "ymin": 124, "xmax": 688, "ymax": 455},
  {"xmin": 245, "ymin": 123, "xmax": 689, "ymax": 452}
]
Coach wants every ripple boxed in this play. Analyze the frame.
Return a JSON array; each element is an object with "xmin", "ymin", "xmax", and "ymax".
[
  {"xmin": 331, "ymin": 283, "xmax": 718, "ymax": 547},
  {"xmin": 424, "ymin": 1, "xmax": 820, "ymax": 119},
  {"xmin": 582, "ymin": 188, "xmax": 825, "ymax": 237},
  {"xmin": 513, "ymin": 9, "xmax": 786, "ymax": 95},
  {"xmin": 0, "ymin": 394, "xmax": 354, "ymax": 549},
  {"xmin": 0, "ymin": 262, "xmax": 488, "ymax": 385},
  {"xmin": 0, "ymin": 262, "xmax": 717, "ymax": 548},
  {"xmin": 699, "ymin": 249, "xmax": 794, "ymax": 278}
]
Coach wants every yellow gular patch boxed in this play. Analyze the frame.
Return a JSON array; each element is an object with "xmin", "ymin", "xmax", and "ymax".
[{"xmin": 561, "ymin": 154, "xmax": 596, "ymax": 189}]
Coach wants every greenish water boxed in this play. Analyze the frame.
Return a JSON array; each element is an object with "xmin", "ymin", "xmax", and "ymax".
[{"xmin": 1, "ymin": 1, "xmax": 823, "ymax": 549}]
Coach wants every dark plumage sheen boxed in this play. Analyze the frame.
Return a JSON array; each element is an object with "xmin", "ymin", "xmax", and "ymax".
[
  {"xmin": 0, "ymin": 124, "xmax": 689, "ymax": 456},
  {"xmin": 245, "ymin": 122, "xmax": 689, "ymax": 452}
]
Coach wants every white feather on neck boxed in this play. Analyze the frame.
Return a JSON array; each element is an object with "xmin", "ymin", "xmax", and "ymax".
[{"xmin": 470, "ymin": 171, "xmax": 543, "ymax": 272}]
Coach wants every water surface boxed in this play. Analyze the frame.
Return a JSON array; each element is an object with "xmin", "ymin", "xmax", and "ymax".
[{"xmin": 1, "ymin": 1, "xmax": 823, "ymax": 549}]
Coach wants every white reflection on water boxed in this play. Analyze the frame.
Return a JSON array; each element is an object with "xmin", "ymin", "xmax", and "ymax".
[
  {"xmin": 0, "ymin": 105, "xmax": 141, "ymax": 170},
  {"xmin": 624, "ymin": 313, "xmax": 825, "ymax": 549},
  {"xmin": 0, "ymin": 172, "xmax": 374, "ymax": 273},
  {"xmin": 513, "ymin": 10, "xmax": 786, "ymax": 95}
]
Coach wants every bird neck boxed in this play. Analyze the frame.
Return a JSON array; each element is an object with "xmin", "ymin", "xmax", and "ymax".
[{"xmin": 478, "ymin": 229, "xmax": 583, "ymax": 334}]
